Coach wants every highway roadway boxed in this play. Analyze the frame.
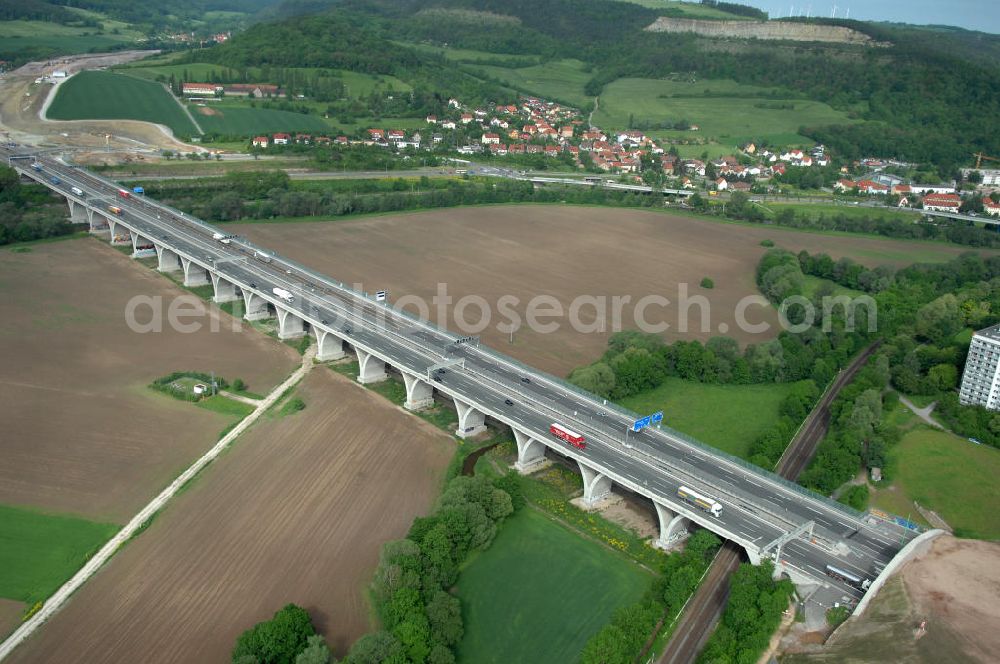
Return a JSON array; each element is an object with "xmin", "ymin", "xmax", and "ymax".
[{"xmin": 5, "ymin": 146, "xmax": 918, "ymax": 597}]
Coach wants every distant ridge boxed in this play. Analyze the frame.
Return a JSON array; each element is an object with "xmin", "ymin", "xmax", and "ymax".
[{"xmin": 645, "ymin": 17, "xmax": 877, "ymax": 44}]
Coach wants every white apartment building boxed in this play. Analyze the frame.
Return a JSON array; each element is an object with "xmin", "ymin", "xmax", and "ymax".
[{"xmin": 959, "ymin": 324, "xmax": 1000, "ymax": 409}]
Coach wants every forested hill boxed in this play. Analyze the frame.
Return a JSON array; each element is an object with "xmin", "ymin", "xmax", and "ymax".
[
  {"xmin": 0, "ymin": 0, "xmax": 279, "ymax": 29},
  {"xmin": 206, "ymin": 0, "xmax": 1000, "ymax": 174}
]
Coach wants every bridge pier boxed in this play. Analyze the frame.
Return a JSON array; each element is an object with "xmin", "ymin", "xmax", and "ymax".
[
  {"xmin": 66, "ymin": 198, "xmax": 89, "ymax": 225},
  {"xmin": 242, "ymin": 290, "xmax": 271, "ymax": 321},
  {"xmin": 88, "ymin": 210, "xmax": 108, "ymax": 235},
  {"xmin": 745, "ymin": 547, "xmax": 763, "ymax": 565},
  {"xmin": 129, "ymin": 234, "xmax": 155, "ymax": 258},
  {"xmin": 579, "ymin": 462, "xmax": 612, "ymax": 507},
  {"xmin": 355, "ymin": 348, "xmax": 388, "ymax": 384},
  {"xmin": 276, "ymin": 307, "xmax": 306, "ymax": 339},
  {"xmin": 155, "ymin": 244, "xmax": 181, "ymax": 271},
  {"xmin": 108, "ymin": 220, "xmax": 131, "ymax": 246},
  {"xmin": 653, "ymin": 502, "xmax": 690, "ymax": 550},
  {"xmin": 313, "ymin": 328, "xmax": 346, "ymax": 361},
  {"xmin": 402, "ymin": 372, "xmax": 434, "ymax": 411},
  {"xmin": 181, "ymin": 258, "xmax": 211, "ymax": 287},
  {"xmin": 513, "ymin": 429, "xmax": 548, "ymax": 473},
  {"xmin": 453, "ymin": 398, "xmax": 486, "ymax": 438},
  {"xmin": 210, "ymin": 273, "xmax": 238, "ymax": 303}
]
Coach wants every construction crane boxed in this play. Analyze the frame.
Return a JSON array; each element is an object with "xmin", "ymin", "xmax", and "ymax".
[{"xmin": 973, "ymin": 152, "xmax": 1000, "ymax": 169}]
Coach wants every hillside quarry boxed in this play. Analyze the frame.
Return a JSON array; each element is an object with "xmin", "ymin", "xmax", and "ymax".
[{"xmin": 645, "ymin": 18, "xmax": 876, "ymax": 44}]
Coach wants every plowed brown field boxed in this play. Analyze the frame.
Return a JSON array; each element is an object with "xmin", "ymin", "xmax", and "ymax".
[
  {"xmin": 0, "ymin": 599, "xmax": 24, "ymax": 640},
  {"xmin": 7, "ymin": 368, "xmax": 454, "ymax": 663},
  {"xmin": 231, "ymin": 206, "xmax": 978, "ymax": 375},
  {"xmin": 0, "ymin": 238, "xmax": 298, "ymax": 521}
]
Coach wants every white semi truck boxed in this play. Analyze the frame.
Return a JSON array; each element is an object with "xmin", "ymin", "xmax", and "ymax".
[{"xmin": 272, "ymin": 287, "xmax": 294, "ymax": 303}]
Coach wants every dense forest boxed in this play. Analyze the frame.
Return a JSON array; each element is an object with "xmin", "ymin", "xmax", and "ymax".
[
  {"xmin": 206, "ymin": 0, "xmax": 1000, "ymax": 176},
  {"xmin": 0, "ymin": 166, "xmax": 75, "ymax": 246},
  {"xmin": 0, "ymin": 0, "xmax": 277, "ymax": 29}
]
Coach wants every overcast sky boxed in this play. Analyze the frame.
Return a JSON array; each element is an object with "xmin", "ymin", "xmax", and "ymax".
[{"xmin": 731, "ymin": 0, "xmax": 999, "ymax": 34}]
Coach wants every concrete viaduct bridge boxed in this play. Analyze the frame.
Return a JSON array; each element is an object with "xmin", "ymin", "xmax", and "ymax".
[{"xmin": 6, "ymin": 147, "xmax": 924, "ymax": 602}]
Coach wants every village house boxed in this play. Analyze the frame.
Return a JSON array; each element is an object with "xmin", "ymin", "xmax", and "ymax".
[
  {"xmin": 224, "ymin": 83, "xmax": 279, "ymax": 98},
  {"xmin": 729, "ymin": 181, "xmax": 752, "ymax": 192},
  {"xmin": 834, "ymin": 179, "xmax": 856, "ymax": 192},
  {"xmin": 715, "ymin": 177, "xmax": 728, "ymax": 191},
  {"xmin": 460, "ymin": 113, "xmax": 474, "ymax": 124},
  {"xmin": 272, "ymin": 133, "xmax": 290, "ymax": 145},
  {"xmin": 482, "ymin": 132, "xmax": 501, "ymax": 145},
  {"xmin": 425, "ymin": 115, "xmax": 437, "ymax": 124},
  {"xmin": 294, "ymin": 134, "xmax": 311, "ymax": 144},
  {"xmin": 182, "ymin": 83, "xmax": 220, "ymax": 96},
  {"xmin": 984, "ymin": 198, "xmax": 1000, "ymax": 216},
  {"xmin": 441, "ymin": 120, "xmax": 457, "ymax": 130},
  {"xmin": 252, "ymin": 136, "xmax": 268, "ymax": 148},
  {"xmin": 857, "ymin": 179, "xmax": 889, "ymax": 195},
  {"xmin": 922, "ymin": 193, "xmax": 961, "ymax": 211}
]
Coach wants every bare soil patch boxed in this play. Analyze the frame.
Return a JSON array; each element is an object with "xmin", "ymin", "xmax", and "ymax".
[
  {"xmin": 231, "ymin": 206, "xmax": 977, "ymax": 375},
  {"xmin": 781, "ymin": 535, "xmax": 1000, "ymax": 664},
  {"xmin": 7, "ymin": 368, "xmax": 454, "ymax": 663},
  {"xmin": 196, "ymin": 105, "xmax": 221, "ymax": 116},
  {"xmin": 0, "ymin": 598, "xmax": 25, "ymax": 641},
  {"xmin": 0, "ymin": 238, "xmax": 298, "ymax": 522}
]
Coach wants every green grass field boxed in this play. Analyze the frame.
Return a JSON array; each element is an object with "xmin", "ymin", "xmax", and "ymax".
[
  {"xmin": 0, "ymin": 504, "xmax": 118, "ymax": 604},
  {"xmin": 456, "ymin": 508, "xmax": 651, "ymax": 664},
  {"xmin": 621, "ymin": 377, "xmax": 810, "ymax": 459},
  {"xmin": 767, "ymin": 202, "xmax": 917, "ymax": 224},
  {"xmin": 194, "ymin": 105, "xmax": 331, "ymax": 136},
  {"xmin": 402, "ymin": 42, "xmax": 540, "ymax": 65},
  {"xmin": 593, "ymin": 77, "xmax": 859, "ymax": 145},
  {"xmin": 117, "ymin": 63, "xmax": 240, "ymax": 83},
  {"xmin": 871, "ymin": 426, "xmax": 1000, "ymax": 539},
  {"xmin": 470, "ymin": 59, "xmax": 593, "ymax": 107},
  {"xmin": 802, "ymin": 275, "xmax": 864, "ymax": 299},
  {"xmin": 47, "ymin": 70, "xmax": 199, "ymax": 138},
  {"xmin": 0, "ymin": 22, "xmax": 136, "ymax": 59}
]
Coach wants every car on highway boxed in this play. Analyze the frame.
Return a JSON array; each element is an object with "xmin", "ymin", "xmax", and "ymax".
[
  {"xmin": 521, "ymin": 377, "xmax": 531, "ymax": 383},
  {"xmin": 504, "ymin": 398, "xmax": 514, "ymax": 406},
  {"xmin": 437, "ymin": 368, "xmax": 447, "ymax": 374},
  {"xmin": 433, "ymin": 375, "xmax": 442, "ymax": 383}
]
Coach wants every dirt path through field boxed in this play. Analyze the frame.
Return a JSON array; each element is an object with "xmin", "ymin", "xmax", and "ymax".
[{"xmin": 5, "ymin": 367, "xmax": 455, "ymax": 662}]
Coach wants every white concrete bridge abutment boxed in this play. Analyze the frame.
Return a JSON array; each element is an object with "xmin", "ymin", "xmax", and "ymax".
[
  {"xmin": 276, "ymin": 307, "xmax": 306, "ymax": 340},
  {"xmin": 181, "ymin": 258, "xmax": 210, "ymax": 287},
  {"xmin": 653, "ymin": 501, "xmax": 690, "ymax": 550},
  {"xmin": 210, "ymin": 273, "xmax": 238, "ymax": 303},
  {"xmin": 242, "ymin": 289, "xmax": 272, "ymax": 321},
  {"xmin": 355, "ymin": 348, "xmax": 388, "ymax": 384},
  {"xmin": 313, "ymin": 328, "xmax": 346, "ymax": 361},
  {"xmin": 513, "ymin": 429, "xmax": 548, "ymax": 473},
  {"xmin": 453, "ymin": 398, "xmax": 486, "ymax": 438},
  {"xmin": 402, "ymin": 372, "xmax": 434, "ymax": 411},
  {"xmin": 579, "ymin": 462, "xmax": 612, "ymax": 507}
]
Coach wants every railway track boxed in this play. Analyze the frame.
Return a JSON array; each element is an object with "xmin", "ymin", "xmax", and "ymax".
[{"xmin": 656, "ymin": 341, "xmax": 881, "ymax": 664}]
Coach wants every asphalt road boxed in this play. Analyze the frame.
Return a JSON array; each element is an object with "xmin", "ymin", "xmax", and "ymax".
[{"xmin": 6, "ymin": 147, "xmax": 917, "ymax": 598}]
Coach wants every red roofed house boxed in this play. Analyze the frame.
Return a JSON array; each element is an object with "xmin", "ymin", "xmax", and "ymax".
[
  {"xmin": 544, "ymin": 145, "xmax": 559, "ymax": 157},
  {"xmin": 857, "ymin": 179, "xmax": 889, "ymax": 195},
  {"xmin": 834, "ymin": 179, "xmax": 856, "ymax": 192},
  {"xmin": 272, "ymin": 133, "xmax": 291, "ymax": 145},
  {"xmin": 922, "ymin": 193, "xmax": 961, "ymax": 211},
  {"xmin": 460, "ymin": 113, "xmax": 474, "ymax": 124},
  {"xmin": 983, "ymin": 198, "xmax": 1000, "ymax": 216},
  {"xmin": 368, "ymin": 128, "xmax": 385, "ymax": 140},
  {"xmin": 560, "ymin": 126, "xmax": 574, "ymax": 139},
  {"xmin": 729, "ymin": 181, "xmax": 751, "ymax": 192},
  {"xmin": 252, "ymin": 136, "xmax": 268, "ymax": 148},
  {"xmin": 715, "ymin": 177, "xmax": 728, "ymax": 191},
  {"xmin": 481, "ymin": 132, "xmax": 500, "ymax": 145},
  {"xmin": 182, "ymin": 83, "xmax": 219, "ymax": 96},
  {"xmin": 892, "ymin": 184, "xmax": 912, "ymax": 196}
]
